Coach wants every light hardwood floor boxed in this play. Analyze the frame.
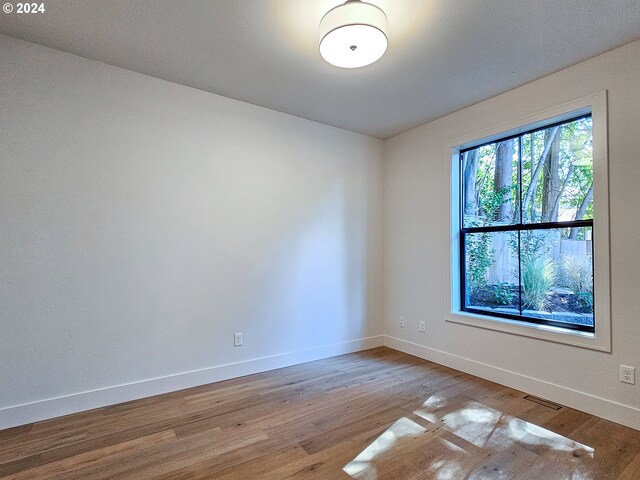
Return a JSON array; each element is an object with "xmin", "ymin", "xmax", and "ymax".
[{"xmin": 1, "ymin": 347, "xmax": 639, "ymax": 479}]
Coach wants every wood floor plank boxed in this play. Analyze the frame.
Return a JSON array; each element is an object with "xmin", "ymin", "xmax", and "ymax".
[
  {"xmin": 567, "ymin": 416, "xmax": 640, "ymax": 479},
  {"xmin": 0, "ymin": 425, "xmax": 32, "ymax": 445},
  {"xmin": 541, "ymin": 407, "xmax": 592, "ymax": 437},
  {"xmin": 299, "ymin": 406, "xmax": 411, "ymax": 455},
  {"xmin": 617, "ymin": 451, "xmax": 640, "ymax": 480},
  {"xmin": 7, "ymin": 430, "xmax": 177, "ymax": 480},
  {"xmin": 511, "ymin": 449, "xmax": 593, "ymax": 480},
  {"xmin": 1, "ymin": 346, "xmax": 639, "ymax": 479},
  {"xmin": 153, "ymin": 440, "xmax": 310, "ymax": 480}
]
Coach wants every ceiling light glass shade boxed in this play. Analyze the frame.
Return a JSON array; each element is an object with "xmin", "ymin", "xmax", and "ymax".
[{"xmin": 319, "ymin": 1, "xmax": 388, "ymax": 68}]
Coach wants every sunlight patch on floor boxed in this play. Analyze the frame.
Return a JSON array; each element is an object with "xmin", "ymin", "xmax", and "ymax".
[
  {"xmin": 344, "ymin": 395, "xmax": 595, "ymax": 479},
  {"xmin": 343, "ymin": 417, "xmax": 436, "ymax": 479},
  {"xmin": 343, "ymin": 416, "xmax": 473, "ymax": 479},
  {"xmin": 415, "ymin": 397, "xmax": 593, "ymax": 458},
  {"xmin": 343, "ymin": 417, "xmax": 427, "ymax": 477}
]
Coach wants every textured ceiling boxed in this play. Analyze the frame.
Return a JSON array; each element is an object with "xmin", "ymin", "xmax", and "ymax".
[{"xmin": 1, "ymin": 1, "xmax": 639, "ymax": 139}]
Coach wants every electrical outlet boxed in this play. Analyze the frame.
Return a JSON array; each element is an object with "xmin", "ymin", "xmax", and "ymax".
[
  {"xmin": 419, "ymin": 320, "xmax": 426, "ymax": 333},
  {"xmin": 620, "ymin": 365, "xmax": 635, "ymax": 384},
  {"xmin": 234, "ymin": 332, "xmax": 243, "ymax": 347},
  {"xmin": 399, "ymin": 316, "xmax": 405, "ymax": 328}
]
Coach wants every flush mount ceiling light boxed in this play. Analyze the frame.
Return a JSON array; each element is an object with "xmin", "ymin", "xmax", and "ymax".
[{"xmin": 319, "ymin": 0, "xmax": 388, "ymax": 69}]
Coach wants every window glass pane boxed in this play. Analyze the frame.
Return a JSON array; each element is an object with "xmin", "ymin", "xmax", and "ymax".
[
  {"xmin": 459, "ymin": 114, "xmax": 596, "ymax": 332},
  {"xmin": 521, "ymin": 117, "xmax": 593, "ymax": 224},
  {"xmin": 520, "ymin": 227, "xmax": 593, "ymax": 327},
  {"xmin": 464, "ymin": 231, "xmax": 520, "ymax": 314},
  {"xmin": 462, "ymin": 138, "xmax": 520, "ymax": 228}
]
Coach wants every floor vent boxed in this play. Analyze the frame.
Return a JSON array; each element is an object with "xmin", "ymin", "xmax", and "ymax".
[{"xmin": 523, "ymin": 395, "xmax": 562, "ymax": 410}]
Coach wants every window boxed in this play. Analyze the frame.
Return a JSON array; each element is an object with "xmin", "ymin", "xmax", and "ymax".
[
  {"xmin": 459, "ymin": 115, "xmax": 595, "ymax": 333},
  {"xmin": 447, "ymin": 93, "xmax": 610, "ymax": 350}
]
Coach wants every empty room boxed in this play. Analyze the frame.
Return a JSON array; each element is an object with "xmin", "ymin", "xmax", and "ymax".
[{"xmin": 1, "ymin": 1, "xmax": 640, "ymax": 478}]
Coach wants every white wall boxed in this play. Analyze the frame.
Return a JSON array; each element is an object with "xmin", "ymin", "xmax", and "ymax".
[
  {"xmin": 0, "ymin": 35, "xmax": 384, "ymax": 428},
  {"xmin": 384, "ymin": 40, "xmax": 640, "ymax": 429}
]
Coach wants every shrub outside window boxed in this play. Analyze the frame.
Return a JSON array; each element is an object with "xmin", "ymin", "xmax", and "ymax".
[{"xmin": 460, "ymin": 115, "xmax": 595, "ymax": 333}]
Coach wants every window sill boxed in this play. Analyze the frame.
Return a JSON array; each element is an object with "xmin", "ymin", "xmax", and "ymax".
[{"xmin": 445, "ymin": 309, "xmax": 610, "ymax": 352}]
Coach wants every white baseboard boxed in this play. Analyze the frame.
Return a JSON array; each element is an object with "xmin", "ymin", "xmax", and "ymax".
[
  {"xmin": 384, "ymin": 335, "xmax": 640, "ymax": 431},
  {"xmin": 0, "ymin": 335, "xmax": 384, "ymax": 430},
  {"xmin": 6, "ymin": 334, "xmax": 636, "ymax": 433}
]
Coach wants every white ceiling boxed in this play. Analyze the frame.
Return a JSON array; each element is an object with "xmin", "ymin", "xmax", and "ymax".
[{"xmin": 1, "ymin": 1, "xmax": 639, "ymax": 139}]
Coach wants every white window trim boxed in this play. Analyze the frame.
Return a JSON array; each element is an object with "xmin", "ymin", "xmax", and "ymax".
[{"xmin": 444, "ymin": 91, "xmax": 611, "ymax": 352}]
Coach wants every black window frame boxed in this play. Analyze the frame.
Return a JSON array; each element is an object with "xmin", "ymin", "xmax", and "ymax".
[{"xmin": 459, "ymin": 114, "xmax": 595, "ymax": 333}]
